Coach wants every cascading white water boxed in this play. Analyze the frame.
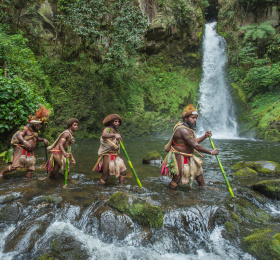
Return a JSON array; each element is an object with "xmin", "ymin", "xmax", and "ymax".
[{"xmin": 197, "ymin": 22, "xmax": 238, "ymax": 139}]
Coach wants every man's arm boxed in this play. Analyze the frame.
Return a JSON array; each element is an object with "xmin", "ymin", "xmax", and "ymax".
[
  {"xmin": 17, "ymin": 127, "xmax": 32, "ymax": 150},
  {"xmin": 58, "ymin": 133, "xmax": 70, "ymax": 158},
  {"xmin": 181, "ymin": 129, "xmax": 218, "ymax": 155},
  {"xmin": 197, "ymin": 131, "xmax": 212, "ymax": 144},
  {"xmin": 37, "ymin": 136, "xmax": 49, "ymax": 146},
  {"xmin": 102, "ymin": 128, "xmax": 122, "ymax": 141}
]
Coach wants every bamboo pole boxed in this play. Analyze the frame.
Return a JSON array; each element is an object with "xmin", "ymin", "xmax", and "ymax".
[
  {"xmin": 120, "ymin": 141, "xmax": 142, "ymax": 188},
  {"xmin": 209, "ymin": 136, "xmax": 235, "ymax": 197},
  {"xmin": 63, "ymin": 146, "xmax": 70, "ymax": 188}
]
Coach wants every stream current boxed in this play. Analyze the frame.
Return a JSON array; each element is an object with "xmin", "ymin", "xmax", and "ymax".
[
  {"xmin": 0, "ymin": 138, "xmax": 280, "ymax": 259},
  {"xmin": 1, "ymin": 21, "xmax": 279, "ymax": 260}
]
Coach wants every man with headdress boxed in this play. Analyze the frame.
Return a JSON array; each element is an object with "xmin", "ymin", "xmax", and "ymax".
[
  {"xmin": 161, "ymin": 104, "xmax": 219, "ymax": 189},
  {"xmin": 0, "ymin": 105, "xmax": 50, "ymax": 178},
  {"xmin": 93, "ymin": 114, "xmax": 127, "ymax": 185},
  {"xmin": 45, "ymin": 118, "xmax": 79, "ymax": 179}
]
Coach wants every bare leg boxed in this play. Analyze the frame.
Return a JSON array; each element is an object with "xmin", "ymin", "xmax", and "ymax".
[
  {"xmin": 0, "ymin": 165, "xmax": 17, "ymax": 178},
  {"xmin": 99, "ymin": 155, "xmax": 109, "ymax": 185},
  {"xmin": 48, "ymin": 154, "xmax": 62, "ymax": 179},
  {"xmin": 196, "ymin": 175, "xmax": 205, "ymax": 187},
  {"xmin": 169, "ymin": 154, "xmax": 182, "ymax": 190},
  {"xmin": 119, "ymin": 171, "xmax": 126, "ymax": 184}
]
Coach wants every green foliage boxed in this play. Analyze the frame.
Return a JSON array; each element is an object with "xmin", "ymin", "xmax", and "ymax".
[
  {"xmin": 242, "ymin": 62, "xmax": 280, "ymax": 98},
  {"xmin": 58, "ymin": 0, "xmax": 147, "ymax": 65},
  {"xmin": 156, "ymin": 0, "xmax": 203, "ymax": 32},
  {"xmin": 266, "ymin": 34, "xmax": 280, "ymax": 63},
  {"xmin": 0, "ymin": 26, "xmax": 51, "ymax": 135},
  {"xmin": 240, "ymin": 21, "xmax": 276, "ymax": 44},
  {"xmin": 0, "ymin": 147, "xmax": 14, "ymax": 163},
  {"xmin": 0, "ymin": 71, "xmax": 49, "ymax": 133},
  {"xmin": 0, "ymin": 26, "xmax": 51, "ymax": 99}
]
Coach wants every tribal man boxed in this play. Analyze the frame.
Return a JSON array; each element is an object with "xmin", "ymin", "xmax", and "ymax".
[
  {"xmin": 0, "ymin": 106, "xmax": 50, "ymax": 178},
  {"xmin": 45, "ymin": 118, "xmax": 79, "ymax": 179},
  {"xmin": 161, "ymin": 104, "xmax": 219, "ymax": 189},
  {"xmin": 94, "ymin": 114, "xmax": 127, "ymax": 185}
]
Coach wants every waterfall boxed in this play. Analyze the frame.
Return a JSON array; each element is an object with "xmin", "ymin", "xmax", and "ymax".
[{"xmin": 197, "ymin": 22, "xmax": 238, "ymax": 139}]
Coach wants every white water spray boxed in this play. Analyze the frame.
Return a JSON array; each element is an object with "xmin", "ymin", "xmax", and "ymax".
[{"xmin": 197, "ymin": 22, "xmax": 238, "ymax": 139}]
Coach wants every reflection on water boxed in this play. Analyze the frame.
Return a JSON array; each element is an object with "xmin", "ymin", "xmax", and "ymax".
[{"xmin": 0, "ymin": 138, "xmax": 279, "ymax": 259}]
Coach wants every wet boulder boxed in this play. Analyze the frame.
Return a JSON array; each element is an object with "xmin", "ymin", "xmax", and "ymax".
[
  {"xmin": 142, "ymin": 150, "xmax": 162, "ymax": 166},
  {"xmin": 37, "ymin": 194, "xmax": 62, "ymax": 206},
  {"xmin": 4, "ymin": 215, "xmax": 53, "ymax": 253},
  {"xmin": 235, "ymin": 199, "xmax": 271, "ymax": 225},
  {"xmin": 108, "ymin": 191, "xmax": 163, "ymax": 229},
  {"xmin": 242, "ymin": 226, "xmax": 280, "ymax": 260},
  {"xmin": 251, "ymin": 179, "xmax": 280, "ymax": 200},
  {"xmin": 0, "ymin": 193, "xmax": 22, "ymax": 204},
  {"xmin": 93, "ymin": 206, "xmax": 134, "ymax": 241},
  {"xmin": 231, "ymin": 161, "xmax": 280, "ymax": 176},
  {"xmin": 37, "ymin": 236, "xmax": 90, "ymax": 260},
  {"xmin": 0, "ymin": 202, "xmax": 22, "ymax": 226}
]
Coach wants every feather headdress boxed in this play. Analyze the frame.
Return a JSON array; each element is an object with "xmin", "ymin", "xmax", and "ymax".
[
  {"xmin": 182, "ymin": 104, "xmax": 198, "ymax": 119},
  {"xmin": 29, "ymin": 105, "xmax": 51, "ymax": 125}
]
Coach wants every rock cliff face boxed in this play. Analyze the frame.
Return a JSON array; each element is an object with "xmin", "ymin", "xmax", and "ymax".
[{"xmin": 140, "ymin": 0, "xmax": 204, "ymax": 67}]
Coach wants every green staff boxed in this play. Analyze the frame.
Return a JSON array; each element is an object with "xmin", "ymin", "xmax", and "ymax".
[
  {"xmin": 120, "ymin": 141, "xmax": 142, "ymax": 188},
  {"xmin": 209, "ymin": 136, "xmax": 235, "ymax": 197},
  {"xmin": 63, "ymin": 146, "xmax": 70, "ymax": 188}
]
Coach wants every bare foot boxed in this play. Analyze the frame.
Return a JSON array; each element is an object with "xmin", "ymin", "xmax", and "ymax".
[{"xmin": 98, "ymin": 179, "xmax": 106, "ymax": 185}]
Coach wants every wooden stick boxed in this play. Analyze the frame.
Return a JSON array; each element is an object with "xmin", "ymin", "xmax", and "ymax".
[
  {"xmin": 92, "ymin": 155, "xmax": 104, "ymax": 171},
  {"xmin": 194, "ymin": 149, "xmax": 203, "ymax": 158}
]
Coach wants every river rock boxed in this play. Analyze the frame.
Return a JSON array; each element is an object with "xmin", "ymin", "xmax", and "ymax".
[
  {"xmin": 142, "ymin": 150, "xmax": 162, "ymax": 166},
  {"xmin": 0, "ymin": 202, "xmax": 22, "ymax": 226},
  {"xmin": 242, "ymin": 225, "xmax": 280, "ymax": 260},
  {"xmin": 251, "ymin": 179, "xmax": 280, "ymax": 200},
  {"xmin": 0, "ymin": 193, "xmax": 22, "ymax": 204},
  {"xmin": 235, "ymin": 199, "xmax": 271, "ymax": 225},
  {"xmin": 37, "ymin": 194, "xmax": 62, "ymax": 206},
  {"xmin": 108, "ymin": 191, "xmax": 163, "ymax": 229},
  {"xmin": 37, "ymin": 236, "xmax": 90, "ymax": 260},
  {"xmin": 231, "ymin": 161, "xmax": 280, "ymax": 176}
]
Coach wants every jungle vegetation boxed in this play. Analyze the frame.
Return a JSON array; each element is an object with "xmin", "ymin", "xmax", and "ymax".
[{"xmin": 0, "ymin": 0, "xmax": 279, "ymax": 150}]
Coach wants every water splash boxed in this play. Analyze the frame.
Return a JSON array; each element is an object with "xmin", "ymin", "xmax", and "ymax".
[{"xmin": 197, "ymin": 22, "xmax": 238, "ymax": 139}]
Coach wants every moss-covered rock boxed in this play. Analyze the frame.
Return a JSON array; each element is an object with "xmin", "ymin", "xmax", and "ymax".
[
  {"xmin": 38, "ymin": 195, "xmax": 62, "ymax": 206},
  {"xmin": 37, "ymin": 237, "xmax": 90, "ymax": 260},
  {"xmin": 236, "ymin": 199, "xmax": 271, "ymax": 225},
  {"xmin": 252, "ymin": 179, "xmax": 280, "ymax": 200},
  {"xmin": 142, "ymin": 150, "xmax": 162, "ymax": 164},
  {"xmin": 108, "ymin": 191, "xmax": 163, "ymax": 229},
  {"xmin": 233, "ymin": 167, "xmax": 258, "ymax": 177},
  {"xmin": 242, "ymin": 229, "xmax": 280, "ymax": 260},
  {"xmin": 231, "ymin": 161, "xmax": 280, "ymax": 176}
]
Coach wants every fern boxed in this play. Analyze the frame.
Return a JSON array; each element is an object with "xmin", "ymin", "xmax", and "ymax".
[{"xmin": 240, "ymin": 21, "xmax": 276, "ymax": 44}]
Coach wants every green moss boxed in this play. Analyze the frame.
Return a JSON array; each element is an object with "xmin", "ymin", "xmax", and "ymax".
[
  {"xmin": 231, "ymin": 161, "xmax": 280, "ymax": 176},
  {"xmin": 274, "ymin": 233, "xmax": 280, "ymax": 242},
  {"xmin": 233, "ymin": 167, "xmax": 258, "ymax": 176},
  {"xmin": 108, "ymin": 192, "xmax": 163, "ymax": 229},
  {"xmin": 243, "ymin": 230, "xmax": 280, "ymax": 260},
  {"xmin": 231, "ymin": 83, "xmax": 247, "ymax": 104},
  {"xmin": 142, "ymin": 150, "xmax": 162, "ymax": 164},
  {"xmin": 236, "ymin": 200, "xmax": 271, "ymax": 225},
  {"xmin": 231, "ymin": 212, "xmax": 242, "ymax": 224},
  {"xmin": 252, "ymin": 179, "xmax": 280, "ymax": 200},
  {"xmin": 225, "ymin": 221, "xmax": 239, "ymax": 237},
  {"xmin": 37, "ymin": 253, "xmax": 56, "ymax": 260}
]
